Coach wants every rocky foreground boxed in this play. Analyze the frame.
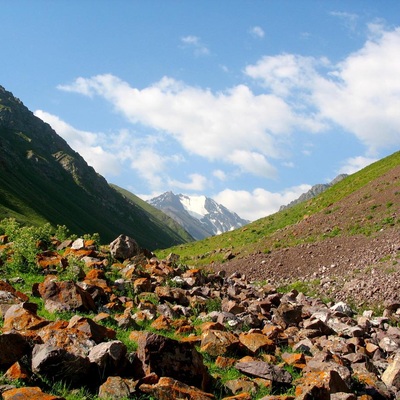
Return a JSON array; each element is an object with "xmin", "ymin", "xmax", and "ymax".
[{"xmin": 1, "ymin": 235, "xmax": 400, "ymax": 399}]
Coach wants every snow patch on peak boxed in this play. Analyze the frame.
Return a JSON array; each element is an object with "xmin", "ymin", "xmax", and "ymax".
[{"xmin": 179, "ymin": 194, "xmax": 207, "ymax": 220}]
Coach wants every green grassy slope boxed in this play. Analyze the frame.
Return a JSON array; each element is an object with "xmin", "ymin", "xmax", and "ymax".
[
  {"xmin": 110, "ymin": 184, "xmax": 194, "ymax": 243},
  {"xmin": 0, "ymin": 86, "xmax": 192, "ymax": 249},
  {"xmin": 156, "ymin": 150, "xmax": 400, "ymax": 263}
]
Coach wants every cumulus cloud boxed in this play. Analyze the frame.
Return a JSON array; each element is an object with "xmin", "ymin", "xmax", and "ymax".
[
  {"xmin": 244, "ymin": 26, "xmax": 400, "ymax": 154},
  {"xmin": 312, "ymin": 26, "xmax": 400, "ymax": 154},
  {"xmin": 34, "ymin": 110, "xmax": 120, "ymax": 176},
  {"xmin": 181, "ymin": 35, "xmax": 210, "ymax": 56},
  {"xmin": 249, "ymin": 26, "xmax": 265, "ymax": 38},
  {"xmin": 337, "ymin": 156, "xmax": 377, "ymax": 175},
  {"xmin": 55, "ymin": 25, "xmax": 400, "ymax": 214},
  {"xmin": 58, "ymin": 74, "xmax": 317, "ymax": 179},
  {"xmin": 214, "ymin": 184, "xmax": 312, "ymax": 221},
  {"xmin": 168, "ymin": 173, "xmax": 208, "ymax": 191}
]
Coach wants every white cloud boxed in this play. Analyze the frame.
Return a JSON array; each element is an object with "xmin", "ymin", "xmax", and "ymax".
[
  {"xmin": 58, "ymin": 74, "xmax": 317, "ymax": 179},
  {"xmin": 213, "ymin": 169, "xmax": 227, "ymax": 181},
  {"xmin": 249, "ymin": 26, "xmax": 265, "ymax": 38},
  {"xmin": 181, "ymin": 35, "xmax": 210, "ymax": 56},
  {"xmin": 227, "ymin": 150, "xmax": 276, "ymax": 178},
  {"xmin": 338, "ymin": 156, "xmax": 377, "ymax": 175},
  {"xmin": 214, "ymin": 184, "xmax": 312, "ymax": 221},
  {"xmin": 312, "ymin": 26, "xmax": 400, "ymax": 154},
  {"xmin": 168, "ymin": 173, "xmax": 208, "ymax": 191},
  {"xmin": 244, "ymin": 26, "xmax": 400, "ymax": 154},
  {"xmin": 34, "ymin": 110, "xmax": 120, "ymax": 176}
]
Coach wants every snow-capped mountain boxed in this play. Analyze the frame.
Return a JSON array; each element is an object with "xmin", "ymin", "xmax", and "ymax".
[{"xmin": 148, "ymin": 191, "xmax": 250, "ymax": 240}]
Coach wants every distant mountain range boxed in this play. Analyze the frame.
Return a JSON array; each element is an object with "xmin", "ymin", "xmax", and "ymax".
[
  {"xmin": 279, "ymin": 174, "xmax": 348, "ymax": 211},
  {"xmin": 148, "ymin": 191, "xmax": 249, "ymax": 240},
  {"xmin": 0, "ymin": 85, "xmax": 192, "ymax": 249}
]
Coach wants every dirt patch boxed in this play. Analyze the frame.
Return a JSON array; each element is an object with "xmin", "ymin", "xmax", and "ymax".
[{"xmin": 212, "ymin": 164, "xmax": 400, "ymax": 308}]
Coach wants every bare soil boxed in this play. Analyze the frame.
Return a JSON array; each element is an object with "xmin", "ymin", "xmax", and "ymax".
[{"xmin": 212, "ymin": 164, "xmax": 400, "ymax": 308}]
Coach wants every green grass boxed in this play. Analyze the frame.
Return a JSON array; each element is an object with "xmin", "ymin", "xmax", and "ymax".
[
  {"xmin": 155, "ymin": 150, "xmax": 400, "ymax": 266},
  {"xmin": 0, "ymin": 126, "xmax": 192, "ymax": 250}
]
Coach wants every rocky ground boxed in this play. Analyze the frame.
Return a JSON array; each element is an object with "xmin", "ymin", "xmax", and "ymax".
[
  {"xmin": 213, "ymin": 227, "xmax": 400, "ymax": 309},
  {"xmin": 2, "ymin": 235, "xmax": 400, "ymax": 399},
  {"xmin": 212, "ymin": 164, "xmax": 400, "ymax": 309}
]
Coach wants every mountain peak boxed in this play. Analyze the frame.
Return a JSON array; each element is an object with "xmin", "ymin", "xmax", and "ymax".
[{"xmin": 148, "ymin": 191, "xmax": 249, "ymax": 240}]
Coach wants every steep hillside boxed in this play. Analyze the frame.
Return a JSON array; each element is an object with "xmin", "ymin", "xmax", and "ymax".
[
  {"xmin": 0, "ymin": 85, "xmax": 191, "ymax": 249},
  {"xmin": 110, "ymin": 184, "xmax": 194, "ymax": 243},
  {"xmin": 148, "ymin": 191, "xmax": 249, "ymax": 240},
  {"xmin": 158, "ymin": 151, "xmax": 400, "ymax": 306}
]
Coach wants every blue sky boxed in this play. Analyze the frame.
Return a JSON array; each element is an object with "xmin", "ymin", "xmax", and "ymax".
[{"xmin": 2, "ymin": 1, "xmax": 400, "ymax": 220}]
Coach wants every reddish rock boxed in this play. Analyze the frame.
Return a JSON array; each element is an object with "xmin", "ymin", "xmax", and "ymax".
[
  {"xmin": 98, "ymin": 376, "xmax": 136, "ymax": 399},
  {"xmin": 222, "ymin": 299, "xmax": 246, "ymax": 315},
  {"xmin": 88, "ymin": 340, "xmax": 127, "ymax": 377},
  {"xmin": 200, "ymin": 321, "xmax": 226, "ymax": 332},
  {"xmin": 215, "ymin": 356, "xmax": 237, "ymax": 369},
  {"xmin": 37, "ymin": 321, "xmax": 95, "ymax": 357},
  {"xmin": 2, "ymin": 386, "xmax": 65, "ymax": 400},
  {"xmin": 238, "ymin": 332, "xmax": 275, "ymax": 355},
  {"xmin": 3, "ymin": 303, "xmax": 49, "ymax": 332},
  {"xmin": 182, "ymin": 268, "xmax": 205, "ymax": 286},
  {"xmin": 295, "ymin": 370, "xmax": 350, "ymax": 400},
  {"xmin": 155, "ymin": 285, "xmax": 189, "ymax": 306},
  {"xmin": 150, "ymin": 315, "xmax": 172, "ymax": 331},
  {"xmin": 200, "ymin": 330, "xmax": 240, "ymax": 357},
  {"xmin": 67, "ymin": 315, "xmax": 116, "ymax": 343},
  {"xmin": 281, "ymin": 352, "xmax": 307, "ymax": 369},
  {"xmin": 137, "ymin": 332, "xmax": 209, "ymax": 390},
  {"xmin": 274, "ymin": 302, "xmax": 303, "ymax": 329},
  {"xmin": 222, "ymin": 393, "xmax": 252, "ymax": 399},
  {"xmin": 37, "ymin": 276, "xmax": 96, "ymax": 312},
  {"xmin": 4, "ymin": 360, "xmax": 31, "ymax": 382},
  {"xmin": 36, "ymin": 251, "xmax": 66, "ymax": 270},
  {"xmin": 139, "ymin": 376, "xmax": 215, "ymax": 400},
  {"xmin": 133, "ymin": 277, "xmax": 152, "ymax": 293},
  {"xmin": 224, "ymin": 377, "xmax": 258, "ymax": 395},
  {"xmin": 31, "ymin": 343, "xmax": 92, "ymax": 387},
  {"xmin": 235, "ymin": 361, "xmax": 292, "ymax": 384},
  {"xmin": 85, "ymin": 268, "xmax": 105, "ymax": 280}
]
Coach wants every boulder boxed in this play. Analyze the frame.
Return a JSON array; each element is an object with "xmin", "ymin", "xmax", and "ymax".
[
  {"xmin": 295, "ymin": 370, "xmax": 350, "ymax": 400},
  {"xmin": 3, "ymin": 302, "xmax": 49, "ymax": 332},
  {"xmin": 31, "ymin": 343, "xmax": 92, "ymax": 387},
  {"xmin": 67, "ymin": 315, "xmax": 116, "ymax": 343},
  {"xmin": 37, "ymin": 277, "xmax": 96, "ymax": 313},
  {"xmin": 98, "ymin": 376, "xmax": 136, "ymax": 399},
  {"xmin": 88, "ymin": 340, "xmax": 128, "ymax": 378},
  {"xmin": 110, "ymin": 234, "xmax": 140, "ymax": 260},
  {"xmin": 235, "ymin": 361, "xmax": 292, "ymax": 384},
  {"xmin": 238, "ymin": 332, "xmax": 275, "ymax": 355},
  {"xmin": 200, "ymin": 330, "xmax": 241, "ymax": 357},
  {"xmin": 137, "ymin": 332, "xmax": 209, "ymax": 390}
]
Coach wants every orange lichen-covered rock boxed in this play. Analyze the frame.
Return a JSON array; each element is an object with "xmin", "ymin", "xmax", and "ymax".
[
  {"xmin": 2, "ymin": 386, "xmax": 65, "ymax": 400},
  {"xmin": 139, "ymin": 377, "xmax": 215, "ymax": 400},
  {"xmin": 238, "ymin": 331, "xmax": 275, "ymax": 355}
]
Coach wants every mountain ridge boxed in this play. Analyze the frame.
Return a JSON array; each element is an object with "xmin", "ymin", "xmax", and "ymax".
[
  {"xmin": 148, "ymin": 191, "xmax": 249, "ymax": 240},
  {"xmin": 279, "ymin": 173, "xmax": 348, "ymax": 211},
  {"xmin": 0, "ymin": 85, "xmax": 191, "ymax": 249}
]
